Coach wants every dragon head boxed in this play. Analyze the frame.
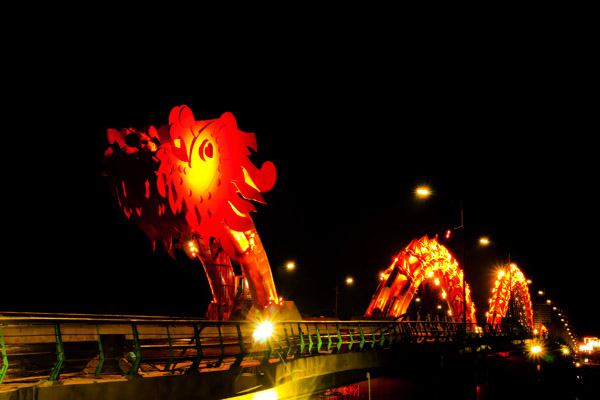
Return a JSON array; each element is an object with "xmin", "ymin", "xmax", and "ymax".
[{"xmin": 104, "ymin": 106, "xmax": 276, "ymax": 262}]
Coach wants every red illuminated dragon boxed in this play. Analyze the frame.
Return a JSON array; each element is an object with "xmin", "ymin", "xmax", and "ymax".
[{"xmin": 103, "ymin": 106, "xmax": 279, "ymax": 316}]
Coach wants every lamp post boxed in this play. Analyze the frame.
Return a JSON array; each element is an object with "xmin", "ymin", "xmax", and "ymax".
[
  {"xmin": 335, "ymin": 277, "xmax": 354, "ymax": 318},
  {"xmin": 416, "ymin": 187, "xmax": 467, "ymax": 335}
]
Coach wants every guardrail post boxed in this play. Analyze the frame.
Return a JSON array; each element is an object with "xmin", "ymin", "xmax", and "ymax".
[
  {"xmin": 234, "ymin": 323, "xmax": 245, "ymax": 367},
  {"xmin": 165, "ymin": 325, "xmax": 174, "ymax": 372},
  {"xmin": 49, "ymin": 323, "xmax": 65, "ymax": 382},
  {"xmin": 369, "ymin": 324, "xmax": 377, "ymax": 349},
  {"xmin": 0, "ymin": 323, "xmax": 8, "ymax": 385},
  {"xmin": 325, "ymin": 324, "xmax": 332, "ymax": 351},
  {"xmin": 335, "ymin": 324, "xmax": 342, "ymax": 352},
  {"xmin": 127, "ymin": 324, "xmax": 142, "ymax": 377},
  {"xmin": 315, "ymin": 324, "xmax": 323, "ymax": 352},
  {"xmin": 306, "ymin": 323, "xmax": 314, "ymax": 353},
  {"xmin": 378, "ymin": 324, "xmax": 386, "ymax": 347},
  {"xmin": 298, "ymin": 323, "xmax": 305, "ymax": 354},
  {"xmin": 95, "ymin": 325, "xmax": 104, "ymax": 377},
  {"xmin": 286, "ymin": 324, "xmax": 295, "ymax": 356},
  {"xmin": 189, "ymin": 324, "xmax": 204, "ymax": 373},
  {"xmin": 216, "ymin": 324, "xmax": 224, "ymax": 368},
  {"xmin": 358, "ymin": 323, "xmax": 365, "ymax": 351}
]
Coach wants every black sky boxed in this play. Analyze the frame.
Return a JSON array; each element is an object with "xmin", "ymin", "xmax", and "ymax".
[{"xmin": 4, "ymin": 28, "xmax": 598, "ymax": 338}]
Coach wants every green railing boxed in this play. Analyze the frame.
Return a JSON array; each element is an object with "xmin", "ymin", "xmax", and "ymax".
[{"xmin": 0, "ymin": 313, "xmax": 525, "ymax": 385}]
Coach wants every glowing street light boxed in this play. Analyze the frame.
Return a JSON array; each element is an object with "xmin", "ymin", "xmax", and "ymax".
[
  {"xmin": 335, "ymin": 277, "xmax": 354, "ymax": 317},
  {"xmin": 416, "ymin": 187, "xmax": 431, "ymax": 197},
  {"xmin": 414, "ymin": 185, "xmax": 466, "ymax": 334},
  {"xmin": 531, "ymin": 345, "xmax": 542, "ymax": 354},
  {"xmin": 286, "ymin": 262, "xmax": 295, "ymax": 270},
  {"xmin": 479, "ymin": 237, "xmax": 490, "ymax": 245}
]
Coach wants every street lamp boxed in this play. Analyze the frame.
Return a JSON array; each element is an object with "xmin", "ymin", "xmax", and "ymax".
[
  {"xmin": 286, "ymin": 262, "xmax": 295, "ymax": 270},
  {"xmin": 335, "ymin": 277, "xmax": 354, "ymax": 318},
  {"xmin": 415, "ymin": 186, "xmax": 466, "ymax": 334},
  {"xmin": 416, "ymin": 187, "xmax": 431, "ymax": 197}
]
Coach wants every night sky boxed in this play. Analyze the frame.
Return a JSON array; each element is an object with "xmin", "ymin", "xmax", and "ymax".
[{"xmin": 5, "ymin": 32, "xmax": 598, "ymax": 338}]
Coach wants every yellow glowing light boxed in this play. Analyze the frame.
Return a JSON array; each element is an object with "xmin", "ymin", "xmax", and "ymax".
[
  {"xmin": 416, "ymin": 187, "xmax": 430, "ymax": 197},
  {"xmin": 531, "ymin": 345, "xmax": 542, "ymax": 354},
  {"xmin": 252, "ymin": 388, "xmax": 279, "ymax": 400},
  {"xmin": 346, "ymin": 277, "xmax": 354, "ymax": 284},
  {"xmin": 253, "ymin": 321, "xmax": 274, "ymax": 343},
  {"xmin": 479, "ymin": 237, "xmax": 490, "ymax": 245},
  {"xmin": 229, "ymin": 201, "xmax": 248, "ymax": 218},
  {"xmin": 415, "ymin": 297, "xmax": 421, "ymax": 302},
  {"xmin": 434, "ymin": 278, "xmax": 440, "ymax": 286},
  {"xmin": 286, "ymin": 262, "xmax": 295, "ymax": 270}
]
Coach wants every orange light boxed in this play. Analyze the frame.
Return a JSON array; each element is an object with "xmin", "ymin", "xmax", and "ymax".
[
  {"xmin": 365, "ymin": 235, "xmax": 476, "ymax": 324},
  {"xmin": 486, "ymin": 263, "xmax": 533, "ymax": 329},
  {"xmin": 416, "ymin": 187, "xmax": 430, "ymax": 196},
  {"xmin": 105, "ymin": 107, "xmax": 280, "ymax": 313}
]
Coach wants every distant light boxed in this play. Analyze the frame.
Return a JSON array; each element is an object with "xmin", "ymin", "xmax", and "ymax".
[
  {"xmin": 562, "ymin": 348, "xmax": 570, "ymax": 355},
  {"xmin": 286, "ymin": 262, "xmax": 295, "ymax": 270},
  {"xmin": 538, "ymin": 290, "xmax": 544, "ymax": 295},
  {"xmin": 531, "ymin": 345, "xmax": 542, "ymax": 354},
  {"xmin": 526, "ymin": 279, "xmax": 532, "ymax": 284},
  {"xmin": 437, "ymin": 304, "xmax": 442, "ymax": 309},
  {"xmin": 479, "ymin": 237, "xmax": 490, "ymax": 245},
  {"xmin": 445, "ymin": 229, "xmax": 452, "ymax": 239},
  {"xmin": 415, "ymin": 297, "xmax": 421, "ymax": 302},
  {"xmin": 546, "ymin": 299, "xmax": 552, "ymax": 304},
  {"xmin": 346, "ymin": 277, "xmax": 354, "ymax": 285}
]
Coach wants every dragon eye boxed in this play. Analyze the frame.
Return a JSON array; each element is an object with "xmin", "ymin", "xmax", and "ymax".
[
  {"xmin": 204, "ymin": 142, "xmax": 214, "ymax": 158},
  {"xmin": 198, "ymin": 140, "xmax": 214, "ymax": 161},
  {"xmin": 171, "ymin": 137, "xmax": 189, "ymax": 162}
]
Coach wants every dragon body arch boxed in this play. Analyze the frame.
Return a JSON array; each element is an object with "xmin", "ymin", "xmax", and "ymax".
[
  {"xmin": 103, "ymin": 106, "xmax": 279, "ymax": 318},
  {"xmin": 486, "ymin": 263, "xmax": 533, "ymax": 329},
  {"xmin": 365, "ymin": 235, "xmax": 476, "ymax": 325}
]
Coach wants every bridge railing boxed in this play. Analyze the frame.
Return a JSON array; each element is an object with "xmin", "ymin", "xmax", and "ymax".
[{"xmin": 0, "ymin": 314, "xmax": 528, "ymax": 385}]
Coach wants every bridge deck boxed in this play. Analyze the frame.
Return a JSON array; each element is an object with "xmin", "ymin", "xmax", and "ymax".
[{"xmin": 0, "ymin": 312, "xmax": 529, "ymax": 398}]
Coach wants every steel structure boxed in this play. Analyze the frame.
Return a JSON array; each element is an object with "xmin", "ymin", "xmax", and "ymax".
[
  {"xmin": 486, "ymin": 263, "xmax": 534, "ymax": 329},
  {"xmin": 0, "ymin": 313, "xmax": 524, "ymax": 386},
  {"xmin": 365, "ymin": 235, "xmax": 476, "ymax": 325},
  {"xmin": 104, "ymin": 107, "xmax": 278, "ymax": 319}
]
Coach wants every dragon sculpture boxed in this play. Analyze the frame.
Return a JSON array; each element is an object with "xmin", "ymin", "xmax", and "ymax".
[
  {"xmin": 365, "ymin": 235, "xmax": 477, "ymax": 325},
  {"xmin": 486, "ymin": 263, "xmax": 533, "ymax": 329},
  {"xmin": 103, "ymin": 106, "xmax": 279, "ymax": 318}
]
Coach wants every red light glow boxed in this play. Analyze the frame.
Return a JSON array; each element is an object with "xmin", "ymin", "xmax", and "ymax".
[{"xmin": 104, "ymin": 107, "xmax": 279, "ymax": 315}]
